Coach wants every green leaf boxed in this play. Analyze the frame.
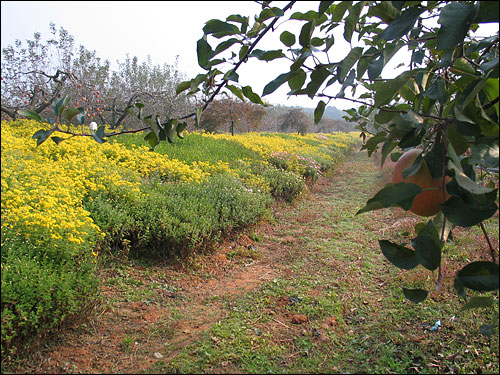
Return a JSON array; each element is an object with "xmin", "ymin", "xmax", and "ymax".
[
  {"xmin": 299, "ymin": 20, "xmax": 315, "ymax": 48},
  {"xmin": 375, "ymin": 109, "xmax": 396, "ymax": 125},
  {"xmin": 331, "ymin": 1, "xmax": 351, "ymax": 23},
  {"xmin": 223, "ymin": 70, "xmax": 239, "ymax": 82},
  {"xmin": 343, "ymin": 2, "xmax": 363, "ymax": 43},
  {"xmin": 197, "ymin": 37, "xmax": 213, "ymax": 69},
  {"xmin": 339, "ymin": 47, "xmax": 363, "ymax": 83},
  {"xmin": 380, "ymin": 7, "xmax": 425, "ymax": 41},
  {"xmin": 257, "ymin": 49, "xmax": 285, "ymax": 61},
  {"xmin": 290, "ymin": 10, "xmax": 320, "ymax": 22},
  {"xmin": 374, "ymin": 70, "xmax": 415, "ymax": 107},
  {"xmin": 479, "ymin": 324, "xmax": 497, "ymax": 336},
  {"xmin": 125, "ymin": 105, "xmax": 136, "ymax": 116},
  {"xmin": 402, "ymin": 288, "xmax": 428, "ymax": 303},
  {"xmin": 454, "ymin": 276, "xmax": 467, "ymax": 300},
  {"xmin": 239, "ymin": 45, "xmax": 249, "ymax": 61},
  {"xmin": 304, "ymin": 66, "xmax": 330, "ymax": 98},
  {"xmin": 423, "ymin": 143, "xmax": 446, "ymax": 180},
  {"xmin": 213, "ymin": 38, "xmax": 240, "ymax": 56},
  {"xmin": 176, "ymin": 80, "xmax": 191, "ymax": 95},
  {"xmin": 291, "ymin": 50, "xmax": 313, "ymax": 72},
  {"xmin": 195, "ymin": 107, "xmax": 203, "ymax": 128},
  {"xmin": 144, "ymin": 131, "xmax": 159, "ymax": 150},
  {"xmin": 461, "ymin": 296, "xmax": 494, "ymax": 311},
  {"xmin": 432, "ymin": 212, "xmax": 454, "ymax": 243},
  {"xmin": 448, "ymin": 160, "xmax": 496, "ymax": 195},
  {"xmin": 402, "ymin": 153, "xmax": 423, "ymax": 179},
  {"xmin": 288, "ymin": 69, "xmax": 307, "ymax": 91},
  {"xmin": 319, "ymin": 1, "xmax": 334, "ymax": 16},
  {"xmin": 257, "ymin": 8, "xmax": 277, "ymax": 22},
  {"xmin": 280, "ymin": 31, "xmax": 296, "ymax": 47},
  {"xmin": 314, "ymin": 100, "xmax": 326, "ymax": 124},
  {"xmin": 323, "ymin": 35, "xmax": 335, "ymax": 52},
  {"xmin": 451, "ymin": 57, "xmax": 477, "ymax": 76},
  {"xmin": 436, "ymin": 2, "xmax": 479, "ymax": 51},
  {"xmin": 356, "ymin": 47, "xmax": 376, "ymax": 80},
  {"xmin": 143, "ymin": 115, "xmax": 158, "ymax": 136},
  {"xmin": 447, "ymin": 127, "xmax": 469, "ymax": 156},
  {"xmin": 63, "ymin": 107, "xmax": 81, "ymax": 122},
  {"xmin": 356, "ymin": 182, "xmax": 422, "ymax": 214},
  {"xmin": 18, "ymin": 109, "xmax": 43, "ymax": 122},
  {"xmin": 176, "ymin": 121, "xmax": 188, "ymax": 139},
  {"xmin": 361, "ymin": 131, "xmax": 387, "ymax": 156},
  {"xmin": 76, "ymin": 113, "xmax": 85, "ymax": 125},
  {"xmin": 456, "ymin": 261, "xmax": 499, "ymax": 292},
  {"xmin": 203, "ymin": 19, "xmax": 240, "ymax": 37},
  {"xmin": 366, "ymin": 1, "xmax": 399, "ymax": 23},
  {"xmin": 164, "ymin": 118, "xmax": 177, "ymax": 143},
  {"xmin": 157, "ymin": 117, "xmax": 166, "ymax": 141},
  {"xmin": 32, "ymin": 128, "xmax": 55, "ymax": 146},
  {"xmin": 242, "ymin": 86, "xmax": 264, "ymax": 104},
  {"xmin": 474, "ymin": 1, "xmax": 499, "ymax": 23},
  {"xmin": 263, "ymin": 71, "xmax": 294, "ymax": 96},
  {"xmin": 368, "ymin": 53, "xmax": 384, "ymax": 80},
  {"xmin": 380, "ymin": 139, "xmax": 397, "ymax": 167},
  {"xmin": 441, "ymin": 180, "xmax": 498, "ymax": 227},
  {"xmin": 469, "ymin": 139, "xmax": 499, "ymax": 169},
  {"xmin": 227, "ymin": 85, "xmax": 245, "ymax": 101},
  {"xmin": 52, "ymin": 97, "xmax": 67, "ymax": 117},
  {"xmin": 379, "ymin": 240, "xmax": 419, "ymax": 270},
  {"xmin": 413, "ymin": 220, "xmax": 441, "ymax": 271},
  {"xmin": 423, "ymin": 77, "xmax": 448, "ymax": 105},
  {"xmin": 50, "ymin": 136, "xmax": 65, "ymax": 145},
  {"xmin": 336, "ymin": 69, "xmax": 355, "ymax": 98}
]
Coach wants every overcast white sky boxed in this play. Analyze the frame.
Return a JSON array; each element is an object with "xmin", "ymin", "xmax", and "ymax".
[
  {"xmin": 1, "ymin": 1, "xmax": 498, "ymax": 111},
  {"xmin": 0, "ymin": 0, "xmax": 360, "ymax": 110}
]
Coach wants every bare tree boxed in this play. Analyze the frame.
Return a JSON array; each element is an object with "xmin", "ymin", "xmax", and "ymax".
[{"xmin": 278, "ymin": 108, "xmax": 310, "ymax": 135}]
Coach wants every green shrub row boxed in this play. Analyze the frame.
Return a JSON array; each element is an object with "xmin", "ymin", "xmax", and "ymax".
[{"xmin": 85, "ymin": 174, "xmax": 273, "ymax": 259}]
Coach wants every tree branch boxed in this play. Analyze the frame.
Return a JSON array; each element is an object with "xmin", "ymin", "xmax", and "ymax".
[
  {"xmin": 317, "ymin": 94, "xmax": 449, "ymax": 121},
  {"xmin": 179, "ymin": 1, "xmax": 296, "ymax": 120},
  {"xmin": 480, "ymin": 222, "xmax": 498, "ymax": 264}
]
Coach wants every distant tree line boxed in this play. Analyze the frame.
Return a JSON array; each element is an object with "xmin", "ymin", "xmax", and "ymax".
[{"xmin": 1, "ymin": 23, "xmax": 194, "ymax": 129}]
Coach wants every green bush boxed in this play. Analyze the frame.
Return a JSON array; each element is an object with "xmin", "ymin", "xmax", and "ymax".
[
  {"xmin": 261, "ymin": 166, "xmax": 306, "ymax": 203},
  {"xmin": 1, "ymin": 227, "xmax": 98, "ymax": 359},
  {"xmin": 85, "ymin": 175, "xmax": 272, "ymax": 259}
]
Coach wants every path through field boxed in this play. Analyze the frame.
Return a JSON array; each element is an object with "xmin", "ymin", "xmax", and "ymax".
[{"xmin": 17, "ymin": 150, "xmax": 499, "ymax": 374}]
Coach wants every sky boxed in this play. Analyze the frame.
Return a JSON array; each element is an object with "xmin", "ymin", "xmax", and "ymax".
[
  {"xmin": 1, "ymin": 1, "xmax": 498, "ymax": 112},
  {"xmin": 0, "ymin": 1, "xmax": 360, "ymax": 110}
]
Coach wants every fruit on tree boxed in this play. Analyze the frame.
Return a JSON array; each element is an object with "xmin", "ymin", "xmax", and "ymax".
[{"xmin": 392, "ymin": 148, "xmax": 450, "ymax": 216}]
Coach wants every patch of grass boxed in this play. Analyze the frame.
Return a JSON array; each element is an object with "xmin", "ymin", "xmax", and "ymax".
[{"xmin": 227, "ymin": 245, "xmax": 262, "ymax": 261}]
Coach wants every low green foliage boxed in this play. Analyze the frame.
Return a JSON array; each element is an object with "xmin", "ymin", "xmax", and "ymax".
[
  {"xmin": 114, "ymin": 132, "xmax": 262, "ymax": 167},
  {"xmin": 261, "ymin": 166, "xmax": 306, "ymax": 202},
  {"xmin": 1, "ymin": 226, "xmax": 99, "ymax": 361},
  {"xmin": 86, "ymin": 175, "xmax": 272, "ymax": 259}
]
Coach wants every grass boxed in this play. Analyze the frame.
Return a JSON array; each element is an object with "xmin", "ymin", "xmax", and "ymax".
[{"xmin": 113, "ymin": 132, "xmax": 262, "ymax": 167}]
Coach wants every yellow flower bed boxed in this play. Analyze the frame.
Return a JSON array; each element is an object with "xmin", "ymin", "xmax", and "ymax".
[
  {"xmin": 2, "ymin": 121, "xmax": 360, "ymax": 258},
  {"xmin": 0, "ymin": 120, "xmax": 223, "ymax": 256},
  {"xmin": 203, "ymin": 131, "xmax": 360, "ymax": 160}
]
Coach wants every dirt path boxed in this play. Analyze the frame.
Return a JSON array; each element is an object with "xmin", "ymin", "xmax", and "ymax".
[{"xmin": 11, "ymin": 151, "xmax": 420, "ymax": 373}]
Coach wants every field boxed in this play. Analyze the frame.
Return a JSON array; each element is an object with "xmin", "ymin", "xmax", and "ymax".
[{"xmin": 1, "ymin": 120, "xmax": 498, "ymax": 373}]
